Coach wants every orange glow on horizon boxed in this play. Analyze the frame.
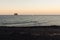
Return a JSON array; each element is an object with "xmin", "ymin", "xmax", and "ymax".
[{"xmin": 0, "ymin": 9, "xmax": 60, "ymax": 15}]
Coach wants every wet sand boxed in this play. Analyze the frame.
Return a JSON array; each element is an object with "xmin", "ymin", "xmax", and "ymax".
[{"xmin": 0, "ymin": 25, "xmax": 60, "ymax": 40}]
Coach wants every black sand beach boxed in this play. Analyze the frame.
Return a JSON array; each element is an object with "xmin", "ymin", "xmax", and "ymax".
[{"xmin": 0, "ymin": 25, "xmax": 60, "ymax": 40}]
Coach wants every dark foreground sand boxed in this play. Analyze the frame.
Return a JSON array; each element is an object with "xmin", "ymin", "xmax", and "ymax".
[{"xmin": 0, "ymin": 25, "xmax": 60, "ymax": 40}]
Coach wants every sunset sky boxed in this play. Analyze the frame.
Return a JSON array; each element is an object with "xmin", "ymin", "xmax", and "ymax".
[{"xmin": 0, "ymin": 0, "xmax": 60, "ymax": 15}]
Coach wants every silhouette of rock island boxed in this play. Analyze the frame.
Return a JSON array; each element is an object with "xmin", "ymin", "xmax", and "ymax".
[{"xmin": 14, "ymin": 13, "xmax": 18, "ymax": 15}]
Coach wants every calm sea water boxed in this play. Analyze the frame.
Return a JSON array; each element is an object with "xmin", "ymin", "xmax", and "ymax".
[{"xmin": 0, "ymin": 15, "xmax": 60, "ymax": 26}]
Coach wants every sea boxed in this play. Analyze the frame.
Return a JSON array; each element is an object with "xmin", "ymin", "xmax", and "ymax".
[{"xmin": 0, "ymin": 15, "xmax": 60, "ymax": 27}]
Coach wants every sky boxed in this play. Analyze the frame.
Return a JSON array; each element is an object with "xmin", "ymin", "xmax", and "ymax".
[{"xmin": 0, "ymin": 0, "xmax": 60, "ymax": 15}]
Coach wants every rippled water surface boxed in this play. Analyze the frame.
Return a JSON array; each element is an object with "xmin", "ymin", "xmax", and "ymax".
[{"xmin": 0, "ymin": 15, "xmax": 60, "ymax": 26}]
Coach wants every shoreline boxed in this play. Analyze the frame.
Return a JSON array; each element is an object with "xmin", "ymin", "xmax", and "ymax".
[{"xmin": 0, "ymin": 25, "xmax": 60, "ymax": 28}]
